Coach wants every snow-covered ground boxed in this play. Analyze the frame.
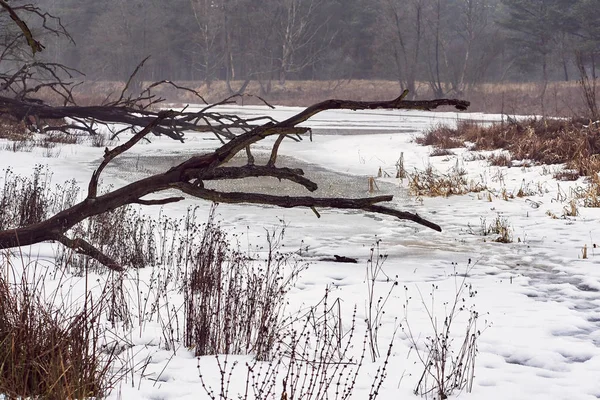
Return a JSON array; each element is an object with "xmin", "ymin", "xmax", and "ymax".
[{"xmin": 1, "ymin": 106, "xmax": 600, "ymax": 399}]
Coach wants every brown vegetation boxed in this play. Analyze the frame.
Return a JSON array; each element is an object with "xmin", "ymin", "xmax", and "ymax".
[
  {"xmin": 0, "ymin": 264, "xmax": 119, "ymax": 399},
  {"xmin": 408, "ymin": 165, "xmax": 486, "ymax": 198},
  {"xmin": 68, "ymin": 80, "xmax": 596, "ymax": 118},
  {"xmin": 419, "ymin": 118, "xmax": 600, "ymax": 178}
]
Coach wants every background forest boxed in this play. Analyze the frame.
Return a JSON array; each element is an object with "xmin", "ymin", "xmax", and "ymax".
[{"xmin": 21, "ymin": 0, "xmax": 598, "ymax": 100}]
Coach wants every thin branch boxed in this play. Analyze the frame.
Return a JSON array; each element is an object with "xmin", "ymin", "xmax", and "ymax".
[
  {"xmin": 365, "ymin": 205, "xmax": 441, "ymax": 232},
  {"xmin": 268, "ymin": 134, "xmax": 287, "ymax": 167},
  {"xmin": 195, "ymin": 165, "xmax": 318, "ymax": 192},
  {"xmin": 0, "ymin": 0, "xmax": 44, "ymax": 54},
  {"xmin": 245, "ymin": 145, "xmax": 255, "ymax": 165},
  {"xmin": 206, "ymin": 96, "xmax": 468, "ymax": 169},
  {"xmin": 54, "ymin": 234, "xmax": 123, "ymax": 272},
  {"xmin": 87, "ymin": 111, "xmax": 174, "ymax": 198},
  {"xmin": 175, "ymin": 183, "xmax": 440, "ymax": 230},
  {"xmin": 133, "ymin": 197, "xmax": 185, "ymax": 206},
  {"xmin": 109, "ymin": 56, "xmax": 151, "ymax": 106},
  {"xmin": 141, "ymin": 80, "xmax": 207, "ymax": 104}
]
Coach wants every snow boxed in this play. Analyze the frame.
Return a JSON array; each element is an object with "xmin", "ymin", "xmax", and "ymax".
[{"xmin": 1, "ymin": 106, "xmax": 600, "ymax": 399}]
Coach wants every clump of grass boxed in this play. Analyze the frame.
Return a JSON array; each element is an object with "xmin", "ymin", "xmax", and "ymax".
[
  {"xmin": 57, "ymin": 205, "xmax": 170, "ymax": 274},
  {"xmin": 0, "ymin": 116, "xmax": 29, "ymax": 141},
  {"xmin": 486, "ymin": 216, "xmax": 513, "ymax": 243},
  {"xmin": 396, "ymin": 152, "xmax": 406, "ymax": 179},
  {"xmin": 408, "ymin": 165, "xmax": 485, "ymax": 197},
  {"xmin": 2, "ymin": 139, "xmax": 34, "ymax": 152},
  {"xmin": 553, "ymin": 169, "xmax": 580, "ymax": 181},
  {"xmin": 91, "ymin": 133, "xmax": 109, "ymax": 147},
  {"xmin": 416, "ymin": 124, "xmax": 465, "ymax": 149},
  {"xmin": 567, "ymin": 154, "xmax": 600, "ymax": 178},
  {"xmin": 563, "ymin": 199, "xmax": 579, "ymax": 217},
  {"xmin": 184, "ymin": 207, "xmax": 306, "ymax": 360},
  {"xmin": 0, "ymin": 262, "xmax": 120, "ymax": 399},
  {"xmin": 574, "ymin": 174, "xmax": 600, "ymax": 207},
  {"xmin": 487, "ymin": 152, "xmax": 512, "ymax": 167},
  {"xmin": 430, "ymin": 147, "xmax": 455, "ymax": 157},
  {"xmin": 40, "ymin": 133, "xmax": 80, "ymax": 145},
  {"xmin": 0, "ymin": 166, "xmax": 79, "ymax": 230},
  {"xmin": 514, "ymin": 180, "xmax": 546, "ymax": 198}
]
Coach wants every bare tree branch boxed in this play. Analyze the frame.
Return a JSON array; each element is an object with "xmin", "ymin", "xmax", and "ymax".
[
  {"xmin": 54, "ymin": 234, "xmax": 123, "ymax": 272},
  {"xmin": 196, "ymin": 165, "xmax": 318, "ymax": 192},
  {"xmin": 175, "ymin": 183, "xmax": 441, "ymax": 231},
  {"xmin": 88, "ymin": 111, "xmax": 175, "ymax": 198},
  {"xmin": 133, "ymin": 197, "xmax": 185, "ymax": 206},
  {"xmin": 268, "ymin": 134, "xmax": 287, "ymax": 167},
  {"xmin": 0, "ymin": 0, "xmax": 44, "ymax": 54}
]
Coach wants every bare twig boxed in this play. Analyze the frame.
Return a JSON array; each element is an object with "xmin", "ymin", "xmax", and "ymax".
[
  {"xmin": 54, "ymin": 233, "xmax": 123, "ymax": 272},
  {"xmin": 88, "ymin": 110, "xmax": 174, "ymax": 198}
]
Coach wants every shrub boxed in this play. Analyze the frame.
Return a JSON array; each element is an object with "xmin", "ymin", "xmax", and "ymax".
[
  {"xmin": 404, "ymin": 263, "xmax": 488, "ymax": 400},
  {"xmin": 487, "ymin": 152, "xmax": 512, "ymax": 167},
  {"xmin": 199, "ymin": 289, "xmax": 391, "ymax": 400},
  {"xmin": 184, "ymin": 208, "xmax": 306, "ymax": 360},
  {"xmin": 0, "ymin": 165, "xmax": 79, "ymax": 230}
]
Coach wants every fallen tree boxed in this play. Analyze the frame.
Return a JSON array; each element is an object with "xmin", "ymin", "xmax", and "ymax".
[
  {"xmin": 0, "ymin": 1, "xmax": 470, "ymax": 271},
  {"xmin": 0, "ymin": 93, "xmax": 469, "ymax": 271}
]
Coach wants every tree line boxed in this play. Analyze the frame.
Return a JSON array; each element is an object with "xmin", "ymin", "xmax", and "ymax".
[{"xmin": 9, "ymin": 0, "xmax": 600, "ymax": 98}]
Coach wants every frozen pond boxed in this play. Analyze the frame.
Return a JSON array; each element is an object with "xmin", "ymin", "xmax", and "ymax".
[{"xmin": 1, "ymin": 105, "xmax": 600, "ymax": 400}]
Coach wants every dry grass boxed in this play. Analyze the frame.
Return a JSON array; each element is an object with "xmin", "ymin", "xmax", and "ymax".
[
  {"xmin": 408, "ymin": 164, "xmax": 486, "ymax": 197},
  {"xmin": 466, "ymin": 81, "xmax": 590, "ymax": 117},
  {"xmin": 573, "ymin": 174, "xmax": 600, "ymax": 207},
  {"xmin": 184, "ymin": 208, "xmax": 306, "ymax": 360},
  {"xmin": 0, "ymin": 116, "xmax": 29, "ymax": 141},
  {"xmin": 430, "ymin": 147, "xmax": 456, "ymax": 157},
  {"xmin": 0, "ymin": 262, "xmax": 120, "ymax": 399},
  {"xmin": 41, "ymin": 133, "xmax": 80, "ymax": 145},
  {"xmin": 487, "ymin": 152, "xmax": 512, "ymax": 167},
  {"xmin": 0, "ymin": 166, "xmax": 80, "ymax": 231},
  {"xmin": 420, "ymin": 119, "xmax": 600, "ymax": 178},
  {"xmin": 488, "ymin": 216, "xmax": 513, "ymax": 243},
  {"xmin": 417, "ymin": 125, "xmax": 465, "ymax": 149},
  {"xmin": 50, "ymin": 79, "xmax": 594, "ymax": 117}
]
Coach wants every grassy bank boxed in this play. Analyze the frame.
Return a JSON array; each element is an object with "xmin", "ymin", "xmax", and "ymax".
[{"xmin": 66, "ymin": 79, "xmax": 595, "ymax": 117}]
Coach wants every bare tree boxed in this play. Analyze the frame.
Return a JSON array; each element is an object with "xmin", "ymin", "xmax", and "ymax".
[
  {"xmin": 425, "ymin": 0, "xmax": 446, "ymax": 98},
  {"xmin": 0, "ymin": 1, "xmax": 77, "ymax": 104},
  {"xmin": 575, "ymin": 51, "xmax": 598, "ymax": 120},
  {"xmin": 276, "ymin": 0, "xmax": 334, "ymax": 84},
  {"xmin": 448, "ymin": 0, "xmax": 493, "ymax": 94},
  {"xmin": 378, "ymin": 0, "xmax": 425, "ymax": 99},
  {"xmin": 190, "ymin": 0, "xmax": 223, "ymax": 87}
]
